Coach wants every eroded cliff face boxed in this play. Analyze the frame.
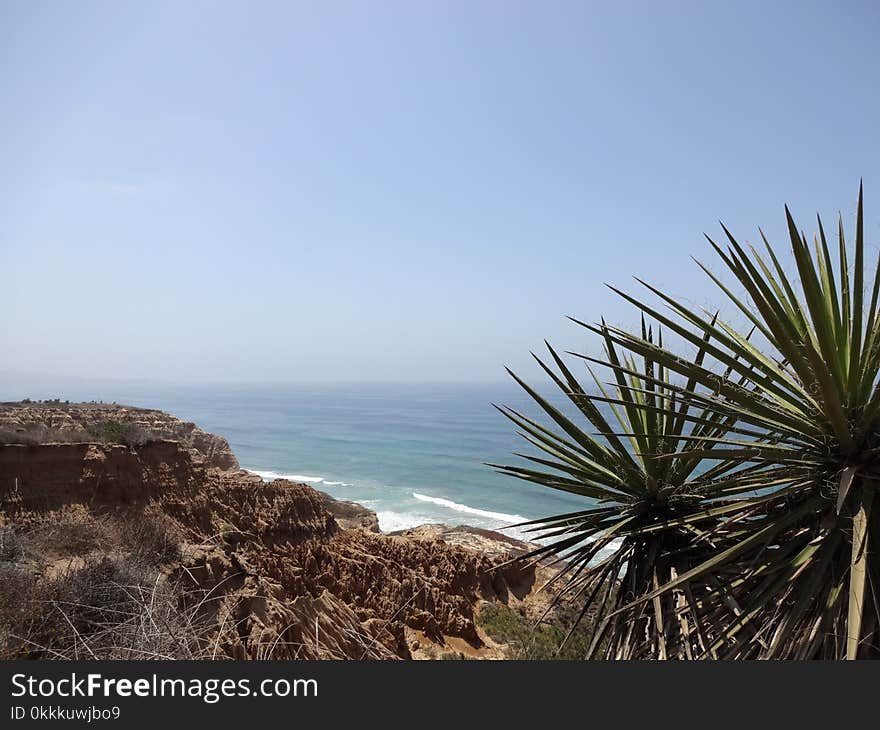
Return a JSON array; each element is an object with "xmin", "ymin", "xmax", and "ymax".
[
  {"xmin": 0, "ymin": 409, "xmax": 542, "ymax": 660},
  {"xmin": 0, "ymin": 403, "xmax": 239, "ymax": 471},
  {"xmin": 0, "ymin": 441, "xmax": 203, "ymax": 514}
]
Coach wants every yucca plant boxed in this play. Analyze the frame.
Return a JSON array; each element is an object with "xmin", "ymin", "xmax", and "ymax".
[
  {"xmin": 490, "ymin": 321, "xmax": 774, "ymax": 658},
  {"xmin": 593, "ymin": 183, "xmax": 880, "ymax": 658}
]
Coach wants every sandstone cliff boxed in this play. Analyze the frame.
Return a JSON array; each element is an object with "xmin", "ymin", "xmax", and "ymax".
[
  {"xmin": 0, "ymin": 403, "xmax": 549, "ymax": 660},
  {"xmin": 0, "ymin": 402, "xmax": 239, "ymax": 471}
]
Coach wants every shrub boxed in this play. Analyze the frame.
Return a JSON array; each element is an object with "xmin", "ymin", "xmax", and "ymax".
[
  {"xmin": 0, "ymin": 527, "xmax": 24, "ymax": 563},
  {"xmin": 0, "ymin": 557, "xmax": 207, "ymax": 660},
  {"xmin": 0, "ymin": 563, "xmax": 41, "ymax": 653},
  {"xmin": 588, "ymin": 184, "xmax": 880, "ymax": 658},
  {"xmin": 497, "ymin": 184, "xmax": 880, "ymax": 660},
  {"xmin": 86, "ymin": 421, "xmax": 152, "ymax": 446},
  {"xmin": 24, "ymin": 513, "xmax": 113, "ymax": 556},
  {"xmin": 477, "ymin": 602, "xmax": 596, "ymax": 660},
  {"xmin": 120, "ymin": 510, "xmax": 185, "ymax": 564}
]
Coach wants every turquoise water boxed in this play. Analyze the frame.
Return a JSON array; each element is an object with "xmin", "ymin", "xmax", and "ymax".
[{"xmin": 3, "ymin": 382, "xmax": 589, "ymax": 539}]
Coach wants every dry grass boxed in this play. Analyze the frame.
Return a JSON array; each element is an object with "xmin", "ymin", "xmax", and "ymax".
[
  {"xmin": 0, "ymin": 526, "xmax": 25, "ymax": 562},
  {"xmin": 119, "ymin": 509, "xmax": 185, "ymax": 565},
  {"xmin": 0, "ymin": 518, "xmax": 389, "ymax": 661},
  {"xmin": 0, "ymin": 514, "xmax": 206, "ymax": 660},
  {"xmin": 22, "ymin": 512, "xmax": 114, "ymax": 556},
  {"xmin": 0, "ymin": 420, "xmax": 156, "ymax": 446},
  {"xmin": 15, "ymin": 507, "xmax": 185, "ymax": 564},
  {"xmin": 0, "ymin": 556, "xmax": 210, "ymax": 660},
  {"xmin": 0, "ymin": 426, "xmax": 87, "ymax": 445}
]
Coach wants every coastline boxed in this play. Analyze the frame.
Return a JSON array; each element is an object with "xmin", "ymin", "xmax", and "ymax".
[
  {"xmin": 0, "ymin": 400, "xmax": 565, "ymax": 660},
  {"xmin": 242, "ymin": 465, "xmax": 537, "ymax": 539},
  {"xmin": 0, "ymin": 384, "xmax": 589, "ymax": 542}
]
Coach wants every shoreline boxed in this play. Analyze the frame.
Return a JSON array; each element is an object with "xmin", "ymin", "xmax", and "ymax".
[
  {"xmin": 242, "ymin": 465, "xmax": 545, "ymax": 554},
  {"xmin": 0, "ymin": 398, "xmax": 576, "ymax": 660},
  {"xmin": 242, "ymin": 464, "xmax": 536, "ymax": 539}
]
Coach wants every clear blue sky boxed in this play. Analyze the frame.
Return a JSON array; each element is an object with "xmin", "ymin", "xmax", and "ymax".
[{"xmin": 2, "ymin": 1, "xmax": 879, "ymax": 386}]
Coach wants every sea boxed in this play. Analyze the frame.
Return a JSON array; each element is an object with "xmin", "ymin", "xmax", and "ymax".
[{"xmin": 2, "ymin": 382, "xmax": 591, "ymax": 542}]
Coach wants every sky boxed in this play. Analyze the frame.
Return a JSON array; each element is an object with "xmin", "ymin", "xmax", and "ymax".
[{"xmin": 2, "ymin": 1, "xmax": 879, "ymax": 388}]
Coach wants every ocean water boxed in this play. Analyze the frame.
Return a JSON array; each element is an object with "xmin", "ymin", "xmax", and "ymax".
[{"xmin": 3, "ymin": 382, "xmax": 590, "ymax": 541}]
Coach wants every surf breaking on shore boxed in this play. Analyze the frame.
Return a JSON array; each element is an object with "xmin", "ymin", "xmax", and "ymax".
[
  {"xmin": 245, "ymin": 466, "xmax": 624, "ymax": 557},
  {"xmin": 245, "ymin": 466, "xmax": 541, "ymax": 540},
  {"xmin": 247, "ymin": 469, "xmax": 351, "ymax": 487}
]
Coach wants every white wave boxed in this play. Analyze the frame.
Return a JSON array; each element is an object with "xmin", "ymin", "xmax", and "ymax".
[
  {"xmin": 244, "ymin": 471, "xmax": 618, "ymax": 558},
  {"xmin": 411, "ymin": 492, "xmax": 525, "ymax": 525},
  {"xmin": 246, "ymin": 468, "xmax": 325, "ymax": 484},
  {"xmin": 376, "ymin": 511, "xmax": 437, "ymax": 533}
]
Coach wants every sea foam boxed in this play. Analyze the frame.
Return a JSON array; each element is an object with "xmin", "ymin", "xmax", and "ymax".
[
  {"xmin": 376, "ymin": 511, "xmax": 437, "ymax": 533},
  {"xmin": 247, "ymin": 469, "xmax": 326, "ymax": 484},
  {"xmin": 246, "ymin": 468, "xmax": 618, "ymax": 556},
  {"xmin": 411, "ymin": 492, "xmax": 526, "ymax": 525}
]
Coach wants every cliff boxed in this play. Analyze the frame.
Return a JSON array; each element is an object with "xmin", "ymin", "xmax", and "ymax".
[
  {"xmin": 0, "ymin": 403, "xmax": 550, "ymax": 660},
  {"xmin": 0, "ymin": 401, "xmax": 239, "ymax": 470}
]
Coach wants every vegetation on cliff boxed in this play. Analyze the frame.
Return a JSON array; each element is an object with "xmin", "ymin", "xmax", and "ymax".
[
  {"xmin": 492, "ymin": 324, "xmax": 751, "ymax": 659},
  {"xmin": 500, "ymin": 184, "xmax": 880, "ymax": 659},
  {"xmin": 474, "ymin": 602, "xmax": 596, "ymax": 660}
]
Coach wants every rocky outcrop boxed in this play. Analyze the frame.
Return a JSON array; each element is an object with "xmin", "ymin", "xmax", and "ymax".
[
  {"xmin": 0, "ymin": 402, "xmax": 239, "ymax": 471},
  {"xmin": 168, "ymin": 545, "xmax": 403, "ymax": 660},
  {"xmin": 396, "ymin": 523, "xmax": 542, "ymax": 561},
  {"xmin": 317, "ymin": 490, "xmax": 381, "ymax": 533},
  {"xmin": 0, "ymin": 408, "xmax": 546, "ymax": 660},
  {"xmin": 162, "ymin": 477, "xmax": 533, "ymax": 649}
]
